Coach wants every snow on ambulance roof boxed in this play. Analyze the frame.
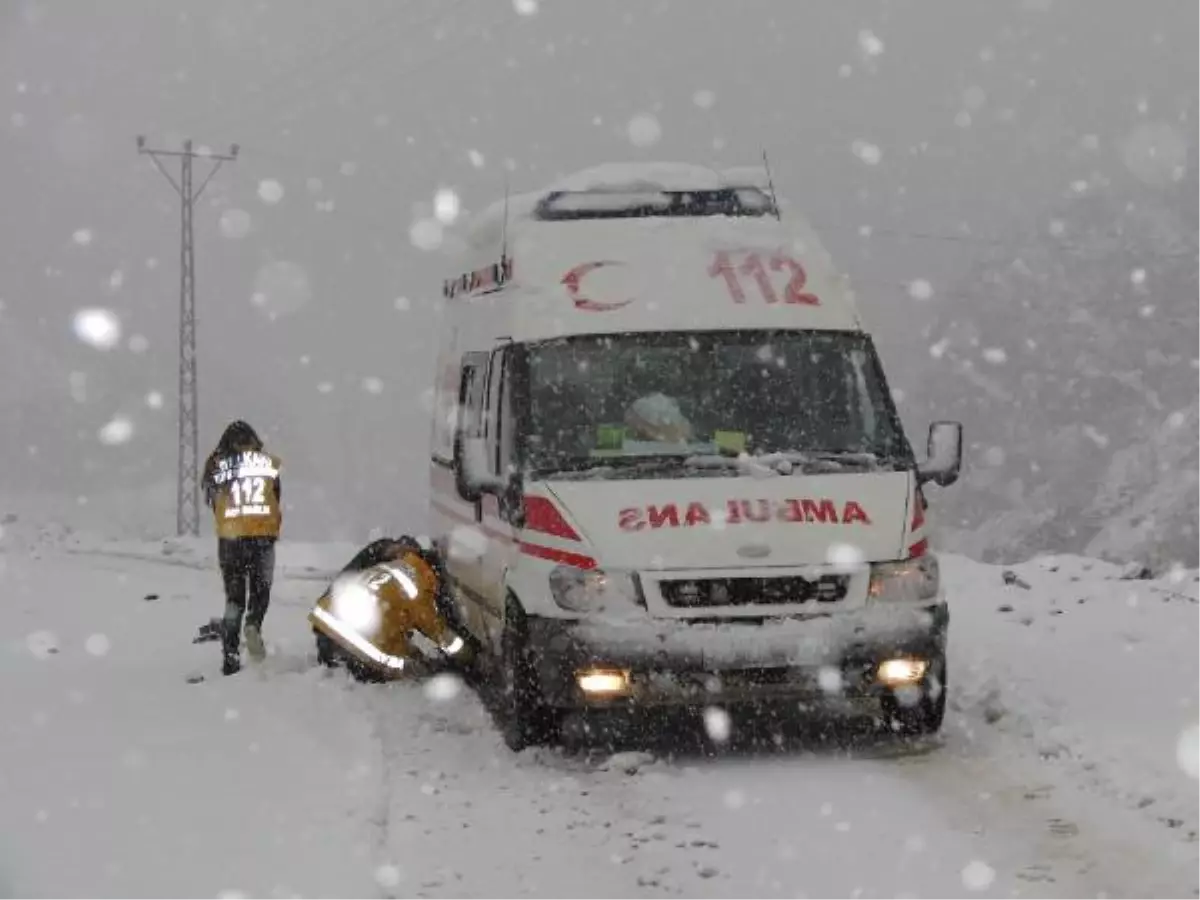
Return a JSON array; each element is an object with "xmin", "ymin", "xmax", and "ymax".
[
  {"xmin": 445, "ymin": 162, "xmax": 863, "ymax": 342},
  {"xmin": 463, "ymin": 162, "xmax": 763, "ymax": 250}
]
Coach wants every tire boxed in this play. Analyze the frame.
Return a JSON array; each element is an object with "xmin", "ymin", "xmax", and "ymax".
[
  {"xmin": 315, "ymin": 630, "xmax": 339, "ymax": 668},
  {"xmin": 880, "ymin": 653, "xmax": 947, "ymax": 737},
  {"xmin": 315, "ymin": 629, "xmax": 384, "ymax": 683},
  {"xmin": 498, "ymin": 596, "xmax": 560, "ymax": 752}
]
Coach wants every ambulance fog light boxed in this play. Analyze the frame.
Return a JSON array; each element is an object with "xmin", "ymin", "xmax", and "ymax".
[
  {"xmin": 576, "ymin": 668, "xmax": 632, "ymax": 696},
  {"xmin": 876, "ymin": 657, "xmax": 928, "ymax": 686}
]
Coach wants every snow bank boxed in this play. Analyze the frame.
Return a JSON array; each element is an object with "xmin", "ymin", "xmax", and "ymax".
[{"xmin": 947, "ymin": 552, "xmax": 1199, "ymax": 844}]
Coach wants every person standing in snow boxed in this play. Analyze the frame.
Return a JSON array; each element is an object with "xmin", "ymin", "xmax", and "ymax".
[{"xmin": 201, "ymin": 420, "xmax": 283, "ymax": 676}]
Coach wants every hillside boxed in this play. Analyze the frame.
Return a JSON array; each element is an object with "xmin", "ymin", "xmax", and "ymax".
[{"xmin": 912, "ymin": 180, "xmax": 1198, "ymax": 568}]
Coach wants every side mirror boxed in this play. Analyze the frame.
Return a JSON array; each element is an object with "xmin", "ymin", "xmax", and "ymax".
[
  {"xmin": 918, "ymin": 421, "xmax": 963, "ymax": 488},
  {"xmin": 460, "ymin": 436, "xmax": 506, "ymax": 496}
]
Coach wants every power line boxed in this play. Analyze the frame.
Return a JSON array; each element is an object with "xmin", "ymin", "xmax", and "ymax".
[
  {"xmin": 176, "ymin": 1, "xmax": 427, "ymax": 139},
  {"xmin": 186, "ymin": 0, "xmax": 479, "ymax": 143},
  {"xmin": 137, "ymin": 136, "xmax": 239, "ymax": 537}
]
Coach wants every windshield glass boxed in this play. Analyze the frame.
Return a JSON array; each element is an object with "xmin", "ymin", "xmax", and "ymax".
[{"xmin": 522, "ymin": 330, "xmax": 911, "ymax": 476}]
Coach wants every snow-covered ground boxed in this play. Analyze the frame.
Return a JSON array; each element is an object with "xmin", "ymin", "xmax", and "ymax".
[{"xmin": 1, "ymin": 521, "xmax": 1196, "ymax": 898}]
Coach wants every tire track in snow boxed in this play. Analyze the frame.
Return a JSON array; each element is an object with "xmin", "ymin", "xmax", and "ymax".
[
  {"xmin": 354, "ymin": 679, "xmax": 739, "ymax": 898},
  {"xmin": 892, "ymin": 718, "xmax": 1199, "ymax": 897}
]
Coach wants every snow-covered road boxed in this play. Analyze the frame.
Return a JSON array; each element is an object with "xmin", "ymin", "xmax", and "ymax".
[{"xmin": 1, "ymin": 531, "xmax": 1196, "ymax": 898}]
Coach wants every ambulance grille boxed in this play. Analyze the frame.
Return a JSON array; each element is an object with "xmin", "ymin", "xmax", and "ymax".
[{"xmin": 659, "ymin": 574, "xmax": 849, "ymax": 608}]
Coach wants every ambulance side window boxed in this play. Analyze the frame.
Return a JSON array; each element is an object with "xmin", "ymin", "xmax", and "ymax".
[
  {"xmin": 454, "ymin": 353, "xmax": 489, "ymax": 502},
  {"xmin": 483, "ymin": 348, "xmax": 507, "ymax": 477},
  {"xmin": 485, "ymin": 347, "xmax": 522, "ymax": 523}
]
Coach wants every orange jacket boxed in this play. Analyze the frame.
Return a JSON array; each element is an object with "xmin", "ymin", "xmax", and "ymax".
[
  {"xmin": 205, "ymin": 449, "xmax": 283, "ymax": 540},
  {"xmin": 310, "ymin": 548, "xmax": 467, "ymax": 673}
]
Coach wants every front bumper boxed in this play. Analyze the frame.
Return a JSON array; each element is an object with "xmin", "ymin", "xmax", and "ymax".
[{"xmin": 526, "ymin": 603, "xmax": 948, "ymax": 711}]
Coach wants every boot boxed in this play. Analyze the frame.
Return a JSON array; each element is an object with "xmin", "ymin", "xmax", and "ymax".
[
  {"xmin": 244, "ymin": 624, "xmax": 266, "ymax": 663},
  {"xmin": 221, "ymin": 618, "xmax": 241, "ymax": 676}
]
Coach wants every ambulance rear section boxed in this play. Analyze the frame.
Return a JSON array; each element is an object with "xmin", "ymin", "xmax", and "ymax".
[{"xmin": 428, "ymin": 170, "xmax": 965, "ymax": 750}]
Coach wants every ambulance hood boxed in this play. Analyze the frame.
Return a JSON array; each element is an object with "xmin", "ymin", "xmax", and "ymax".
[{"xmin": 544, "ymin": 470, "xmax": 912, "ymax": 572}]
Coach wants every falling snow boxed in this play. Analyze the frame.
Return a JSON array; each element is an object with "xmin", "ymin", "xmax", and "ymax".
[
  {"xmin": 817, "ymin": 666, "xmax": 844, "ymax": 694},
  {"xmin": 256, "ymin": 179, "xmax": 285, "ymax": 205},
  {"xmin": 825, "ymin": 542, "xmax": 865, "ymax": 572},
  {"xmin": 219, "ymin": 208, "xmax": 252, "ymax": 239},
  {"xmin": 374, "ymin": 865, "xmax": 403, "ymax": 890},
  {"xmin": 626, "ymin": 113, "xmax": 663, "ymax": 148},
  {"xmin": 433, "ymin": 187, "xmax": 461, "ymax": 225},
  {"xmin": 72, "ymin": 308, "xmax": 121, "ymax": 350},
  {"xmin": 702, "ymin": 707, "xmax": 732, "ymax": 743},
  {"xmin": 424, "ymin": 673, "xmax": 462, "ymax": 702},
  {"xmin": 1177, "ymin": 725, "xmax": 1199, "ymax": 779},
  {"xmin": 84, "ymin": 633, "xmax": 111, "ymax": 657},
  {"xmin": 1, "ymin": 12, "xmax": 1197, "ymax": 894},
  {"xmin": 960, "ymin": 860, "xmax": 996, "ymax": 892},
  {"xmin": 409, "ymin": 218, "xmax": 443, "ymax": 252},
  {"xmin": 26, "ymin": 630, "xmax": 59, "ymax": 660},
  {"xmin": 851, "ymin": 140, "xmax": 883, "ymax": 165},
  {"xmin": 907, "ymin": 279, "xmax": 934, "ymax": 301},
  {"xmin": 857, "ymin": 29, "xmax": 884, "ymax": 56},
  {"xmin": 98, "ymin": 416, "xmax": 134, "ymax": 446}
]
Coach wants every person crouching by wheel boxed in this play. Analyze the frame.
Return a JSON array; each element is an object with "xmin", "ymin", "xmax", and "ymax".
[
  {"xmin": 201, "ymin": 420, "xmax": 282, "ymax": 676},
  {"xmin": 309, "ymin": 535, "xmax": 474, "ymax": 682}
]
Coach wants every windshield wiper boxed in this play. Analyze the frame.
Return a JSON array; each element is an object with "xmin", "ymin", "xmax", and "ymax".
[
  {"xmin": 687, "ymin": 449, "xmax": 897, "ymax": 475},
  {"xmin": 533, "ymin": 449, "xmax": 901, "ymax": 481},
  {"xmin": 531, "ymin": 454, "xmax": 701, "ymax": 480}
]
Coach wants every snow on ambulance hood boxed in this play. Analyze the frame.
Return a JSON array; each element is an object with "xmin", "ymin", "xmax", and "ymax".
[{"xmin": 544, "ymin": 471, "xmax": 911, "ymax": 571}]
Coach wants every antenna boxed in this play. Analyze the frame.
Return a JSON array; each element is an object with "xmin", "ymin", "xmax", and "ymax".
[
  {"xmin": 500, "ymin": 172, "xmax": 511, "ymax": 262},
  {"xmin": 762, "ymin": 149, "xmax": 782, "ymax": 221}
]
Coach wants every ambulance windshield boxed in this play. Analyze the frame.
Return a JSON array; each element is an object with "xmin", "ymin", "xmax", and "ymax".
[{"xmin": 522, "ymin": 329, "xmax": 912, "ymax": 477}]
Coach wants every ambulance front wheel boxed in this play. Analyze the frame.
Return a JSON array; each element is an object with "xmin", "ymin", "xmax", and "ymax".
[{"xmin": 498, "ymin": 595, "xmax": 561, "ymax": 752}]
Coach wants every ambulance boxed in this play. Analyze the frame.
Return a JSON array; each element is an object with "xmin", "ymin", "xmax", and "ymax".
[{"xmin": 428, "ymin": 163, "xmax": 963, "ymax": 750}]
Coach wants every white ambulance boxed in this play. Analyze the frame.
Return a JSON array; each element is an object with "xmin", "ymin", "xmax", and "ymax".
[{"xmin": 428, "ymin": 163, "xmax": 963, "ymax": 750}]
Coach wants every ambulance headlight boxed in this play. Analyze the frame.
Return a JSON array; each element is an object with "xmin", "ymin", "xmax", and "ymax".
[
  {"xmin": 868, "ymin": 553, "xmax": 940, "ymax": 603},
  {"xmin": 328, "ymin": 576, "xmax": 383, "ymax": 634},
  {"xmin": 549, "ymin": 566, "xmax": 641, "ymax": 613}
]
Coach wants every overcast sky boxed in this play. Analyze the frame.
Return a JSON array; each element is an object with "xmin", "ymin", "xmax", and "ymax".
[{"xmin": 1, "ymin": 0, "xmax": 1195, "ymax": 543}]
